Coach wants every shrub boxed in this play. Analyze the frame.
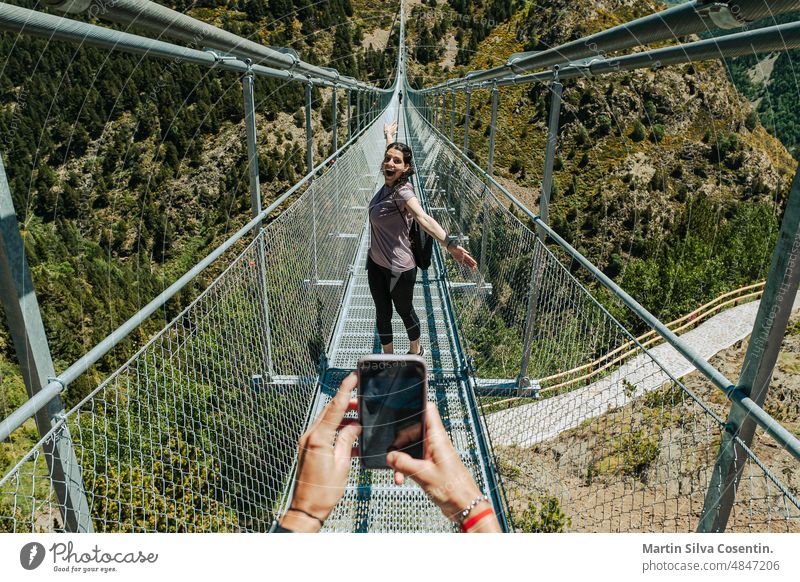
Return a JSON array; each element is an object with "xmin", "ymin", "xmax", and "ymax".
[
  {"xmin": 596, "ymin": 114, "xmax": 612, "ymax": 136},
  {"xmin": 649, "ymin": 171, "xmax": 666, "ymax": 192},
  {"xmin": 630, "ymin": 120, "xmax": 646, "ymax": 142},
  {"xmin": 517, "ymin": 495, "xmax": 571, "ymax": 532},
  {"xmin": 576, "ymin": 125, "xmax": 589, "ymax": 146},
  {"xmin": 650, "ymin": 124, "xmax": 665, "ymax": 143},
  {"xmin": 593, "ymin": 429, "xmax": 660, "ymax": 481},
  {"xmin": 745, "ymin": 110, "xmax": 759, "ymax": 131}
]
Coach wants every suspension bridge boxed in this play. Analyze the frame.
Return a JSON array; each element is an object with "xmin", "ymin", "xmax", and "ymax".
[{"xmin": 1, "ymin": 1, "xmax": 799, "ymax": 533}]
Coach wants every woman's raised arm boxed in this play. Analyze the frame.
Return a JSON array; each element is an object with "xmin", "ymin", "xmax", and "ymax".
[{"xmin": 384, "ymin": 121, "xmax": 398, "ymax": 147}]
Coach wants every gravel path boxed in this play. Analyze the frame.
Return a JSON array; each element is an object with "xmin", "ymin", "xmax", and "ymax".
[{"xmin": 486, "ymin": 292, "xmax": 800, "ymax": 447}]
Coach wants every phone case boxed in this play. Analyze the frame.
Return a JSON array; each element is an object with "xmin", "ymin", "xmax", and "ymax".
[{"xmin": 356, "ymin": 354, "xmax": 427, "ymax": 469}]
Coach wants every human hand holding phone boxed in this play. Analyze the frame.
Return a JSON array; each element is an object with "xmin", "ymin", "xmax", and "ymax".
[
  {"xmin": 280, "ymin": 373, "xmax": 361, "ymax": 533},
  {"xmin": 386, "ymin": 402, "xmax": 501, "ymax": 532}
]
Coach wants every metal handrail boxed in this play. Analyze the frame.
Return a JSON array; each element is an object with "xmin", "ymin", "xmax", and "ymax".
[
  {"xmin": 42, "ymin": 0, "xmax": 374, "ymax": 90},
  {"xmin": 424, "ymin": 0, "xmax": 800, "ymax": 91},
  {"xmin": 485, "ymin": 21, "xmax": 800, "ymax": 87},
  {"xmin": 0, "ymin": 2, "xmax": 377, "ymax": 89},
  {"xmin": 422, "ymin": 21, "xmax": 800, "ymax": 92}
]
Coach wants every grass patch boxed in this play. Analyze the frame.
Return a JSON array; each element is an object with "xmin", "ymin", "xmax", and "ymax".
[{"xmin": 589, "ymin": 429, "xmax": 659, "ymax": 482}]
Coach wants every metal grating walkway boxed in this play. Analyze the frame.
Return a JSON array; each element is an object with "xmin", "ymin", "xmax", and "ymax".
[{"xmin": 312, "ymin": 98, "xmax": 498, "ymax": 532}]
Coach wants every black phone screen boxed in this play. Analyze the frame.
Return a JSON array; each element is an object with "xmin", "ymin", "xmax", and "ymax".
[{"xmin": 358, "ymin": 358, "xmax": 426, "ymax": 469}]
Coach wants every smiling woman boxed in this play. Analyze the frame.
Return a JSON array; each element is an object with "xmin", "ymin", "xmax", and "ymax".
[{"xmin": 365, "ymin": 120, "xmax": 477, "ymax": 356}]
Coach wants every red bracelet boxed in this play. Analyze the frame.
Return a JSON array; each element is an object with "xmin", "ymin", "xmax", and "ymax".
[{"xmin": 460, "ymin": 507, "xmax": 494, "ymax": 532}]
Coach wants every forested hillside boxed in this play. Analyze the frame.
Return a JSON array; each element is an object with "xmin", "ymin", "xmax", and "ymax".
[
  {"xmin": 0, "ymin": 0, "xmax": 398, "ymax": 422},
  {"xmin": 403, "ymin": 0, "xmax": 797, "ymax": 330},
  {"xmin": 727, "ymin": 12, "xmax": 800, "ymax": 160}
]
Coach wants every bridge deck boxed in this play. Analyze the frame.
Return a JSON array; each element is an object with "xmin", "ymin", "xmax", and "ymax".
[{"xmin": 311, "ymin": 98, "xmax": 498, "ymax": 532}]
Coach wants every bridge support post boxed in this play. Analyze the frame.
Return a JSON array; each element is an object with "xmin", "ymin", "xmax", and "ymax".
[
  {"xmin": 363, "ymin": 91, "xmax": 368, "ymax": 128},
  {"xmin": 242, "ymin": 65, "xmax": 262, "ymax": 219},
  {"xmin": 517, "ymin": 240, "xmax": 543, "ymax": 392},
  {"xmin": 434, "ymin": 93, "xmax": 438, "ymax": 127},
  {"xmin": 698, "ymin": 165, "xmax": 800, "ymax": 532},
  {"xmin": 305, "ymin": 82, "xmax": 314, "ymax": 175},
  {"xmin": 463, "ymin": 88, "xmax": 471, "ymax": 157},
  {"xmin": 538, "ymin": 80, "xmax": 563, "ymax": 238},
  {"xmin": 487, "ymin": 83, "xmax": 499, "ymax": 177},
  {"xmin": 426, "ymin": 94, "xmax": 431, "ymax": 124},
  {"xmin": 518, "ymin": 80, "xmax": 561, "ymax": 389},
  {"xmin": 332, "ymin": 86, "xmax": 338, "ymax": 154},
  {"xmin": 449, "ymin": 89, "xmax": 456, "ymax": 142},
  {"xmin": 306, "ymin": 82, "xmax": 320, "ymax": 285},
  {"xmin": 347, "ymin": 89, "xmax": 353, "ymax": 141},
  {"xmin": 356, "ymin": 89, "xmax": 361, "ymax": 133},
  {"xmin": 0, "ymin": 154, "xmax": 94, "ymax": 532},
  {"xmin": 440, "ymin": 92, "xmax": 447, "ymax": 133},
  {"xmin": 478, "ymin": 84, "xmax": 500, "ymax": 272},
  {"xmin": 242, "ymin": 66, "xmax": 276, "ymax": 383}
]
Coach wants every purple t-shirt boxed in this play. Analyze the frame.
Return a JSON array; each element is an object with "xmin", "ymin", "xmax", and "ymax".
[{"xmin": 368, "ymin": 182, "xmax": 417, "ymax": 271}]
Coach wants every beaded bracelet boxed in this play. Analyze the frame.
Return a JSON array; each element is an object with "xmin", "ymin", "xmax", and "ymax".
[{"xmin": 458, "ymin": 494, "xmax": 489, "ymax": 524}]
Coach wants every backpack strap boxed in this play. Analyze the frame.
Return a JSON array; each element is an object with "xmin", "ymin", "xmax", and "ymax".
[{"xmin": 390, "ymin": 195, "xmax": 413, "ymax": 240}]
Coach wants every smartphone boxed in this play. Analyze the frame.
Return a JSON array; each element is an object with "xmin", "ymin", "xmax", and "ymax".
[{"xmin": 357, "ymin": 354, "xmax": 427, "ymax": 470}]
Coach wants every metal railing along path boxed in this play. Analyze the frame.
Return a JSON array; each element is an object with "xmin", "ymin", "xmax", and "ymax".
[{"xmin": 42, "ymin": 0, "xmax": 371, "ymax": 89}]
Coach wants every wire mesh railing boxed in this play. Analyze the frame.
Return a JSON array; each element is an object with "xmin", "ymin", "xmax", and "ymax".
[
  {"xmin": 0, "ymin": 123, "xmax": 381, "ymax": 532},
  {"xmin": 404, "ymin": 91, "xmax": 800, "ymax": 532}
]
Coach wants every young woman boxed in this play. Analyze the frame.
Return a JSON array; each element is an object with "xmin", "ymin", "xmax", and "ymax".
[{"xmin": 367, "ymin": 121, "xmax": 477, "ymax": 356}]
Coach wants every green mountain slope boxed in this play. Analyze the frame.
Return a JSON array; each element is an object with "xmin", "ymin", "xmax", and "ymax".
[
  {"xmin": 405, "ymin": 0, "xmax": 797, "ymax": 329},
  {"xmin": 727, "ymin": 12, "xmax": 800, "ymax": 160},
  {"xmin": 0, "ymin": 0, "xmax": 398, "ymax": 428}
]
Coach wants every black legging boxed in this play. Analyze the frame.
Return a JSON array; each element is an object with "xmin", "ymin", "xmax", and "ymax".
[{"xmin": 367, "ymin": 256, "xmax": 420, "ymax": 347}]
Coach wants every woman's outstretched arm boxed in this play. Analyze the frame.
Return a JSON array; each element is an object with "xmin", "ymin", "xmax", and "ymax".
[{"xmin": 405, "ymin": 197, "xmax": 478, "ymax": 270}]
